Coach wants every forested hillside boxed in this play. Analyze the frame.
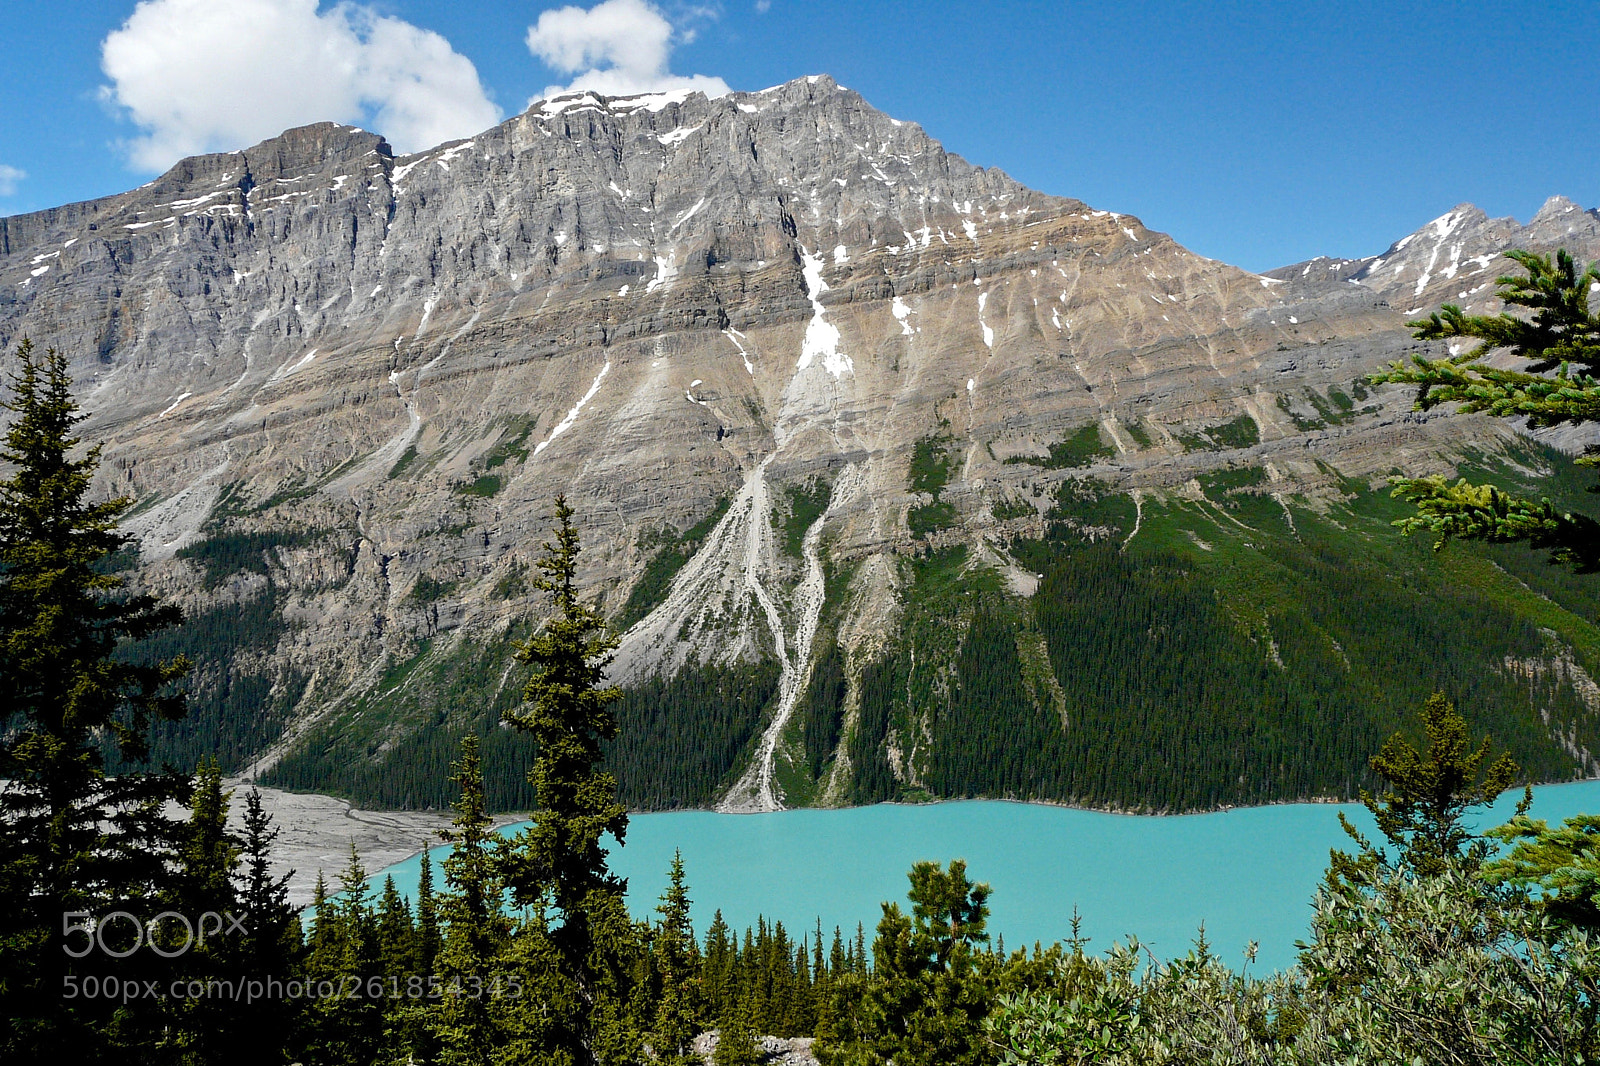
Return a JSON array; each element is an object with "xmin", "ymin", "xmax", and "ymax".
[{"xmin": 231, "ymin": 436, "xmax": 1600, "ymax": 813}]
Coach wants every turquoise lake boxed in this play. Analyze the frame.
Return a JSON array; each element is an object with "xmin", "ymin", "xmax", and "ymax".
[{"xmin": 368, "ymin": 779, "xmax": 1600, "ymax": 973}]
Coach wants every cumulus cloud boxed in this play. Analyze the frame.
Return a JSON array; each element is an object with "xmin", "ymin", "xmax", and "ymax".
[
  {"xmin": 100, "ymin": 0, "xmax": 502, "ymax": 171},
  {"xmin": 526, "ymin": 0, "xmax": 729, "ymax": 102},
  {"xmin": 0, "ymin": 165, "xmax": 24, "ymax": 197}
]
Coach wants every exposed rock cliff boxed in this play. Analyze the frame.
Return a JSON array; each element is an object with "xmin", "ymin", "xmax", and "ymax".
[{"xmin": 3, "ymin": 76, "xmax": 1595, "ymax": 810}]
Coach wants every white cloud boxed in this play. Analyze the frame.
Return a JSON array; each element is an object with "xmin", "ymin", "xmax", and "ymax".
[
  {"xmin": 526, "ymin": 0, "xmax": 729, "ymax": 102},
  {"xmin": 100, "ymin": 0, "xmax": 502, "ymax": 171},
  {"xmin": 0, "ymin": 165, "xmax": 24, "ymax": 197}
]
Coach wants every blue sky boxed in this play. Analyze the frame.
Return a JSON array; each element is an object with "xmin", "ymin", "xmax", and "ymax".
[{"xmin": 0, "ymin": 0, "xmax": 1594, "ymax": 272}]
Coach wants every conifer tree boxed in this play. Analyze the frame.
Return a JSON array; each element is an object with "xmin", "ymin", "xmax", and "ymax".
[
  {"xmin": 905, "ymin": 859, "xmax": 990, "ymax": 969},
  {"xmin": 813, "ymin": 920, "xmax": 827, "ymax": 986},
  {"xmin": 415, "ymin": 845, "xmax": 442, "ymax": 974},
  {"xmin": 377, "ymin": 876, "xmax": 417, "ymax": 979},
  {"xmin": 714, "ymin": 989, "xmax": 762, "ymax": 1066},
  {"xmin": 163, "ymin": 758, "xmax": 242, "ymax": 1064},
  {"xmin": 308, "ymin": 871, "xmax": 332, "ymax": 961},
  {"xmin": 1331, "ymin": 692, "xmax": 1518, "ymax": 881},
  {"xmin": 237, "ymin": 787, "xmax": 298, "ymax": 967},
  {"xmin": 301, "ymin": 846, "xmax": 383, "ymax": 1066},
  {"xmin": 702, "ymin": 909, "xmax": 736, "ymax": 1020},
  {"xmin": 1371, "ymin": 250, "xmax": 1600, "ymax": 570},
  {"xmin": 235, "ymin": 787, "xmax": 299, "ymax": 1066},
  {"xmin": 829, "ymin": 926, "xmax": 847, "ymax": 976},
  {"xmin": 433, "ymin": 734, "xmax": 508, "ymax": 1065},
  {"xmin": 652, "ymin": 851, "xmax": 702, "ymax": 1066},
  {"xmin": 818, "ymin": 862, "xmax": 994, "ymax": 1066},
  {"xmin": 792, "ymin": 941, "xmax": 815, "ymax": 1035},
  {"xmin": 177, "ymin": 758, "xmax": 238, "ymax": 918},
  {"xmin": 0, "ymin": 339, "xmax": 191, "ymax": 1061},
  {"xmin": 498, "ymin": 495, "xmax": 632, "ymax": 1066}
]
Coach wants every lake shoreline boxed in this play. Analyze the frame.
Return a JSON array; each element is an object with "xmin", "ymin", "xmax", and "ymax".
[
  {"xmin": 253, "ymin": 775, "xmax": 1600, "ymax": 909},
  {"xmin": 353, "ymin": 780, "xmax": 1600, "ymax": 974}
]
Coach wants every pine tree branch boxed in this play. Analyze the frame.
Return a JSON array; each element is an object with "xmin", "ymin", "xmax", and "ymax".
[
  {"xmin": 1371, "ymin": 250, "xmax": 1600, "ymax": 423},
  {"xmin": 1372, "ymin": 357, "xmax": 1600, "ymax": 426},
  {"xmin": 1389, "ymin": 475, "xmax": 1600, "ymax": 573}
]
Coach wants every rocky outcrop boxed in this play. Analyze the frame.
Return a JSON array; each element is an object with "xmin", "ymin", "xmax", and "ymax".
[{"xmin": 692, "ymin": 1031, "xmax": 816, "ymax": 1066}]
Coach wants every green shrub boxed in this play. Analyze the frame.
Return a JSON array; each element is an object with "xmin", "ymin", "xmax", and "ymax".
[
  {"xmin": 454, "ymin": 474, "xmax": 503, "ymax": 498},
  {"xmin": 992, "ymin": 497, "xmax": 1036, "ymax": 522},
  {"xmin": 1004, "ymin": 424, "xmax": 1115, "ymax": 469},
  {"xmin": 908, "ymin": 436, "xmax": 953, "ymax": 496},
  {"xmin": 909, "ymin": 501, "xmax": 956, "ymax": 539}
]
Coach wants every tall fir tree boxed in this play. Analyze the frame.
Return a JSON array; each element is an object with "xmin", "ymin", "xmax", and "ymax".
[
  {"xmin": 0, "ymin": 339, "xmax": 192, "ymax": 1063},
  {"xmin": 433, "ymin": 734, "xmax": 509, "ymax": 1065},
  {"xmin": 497, "ymin": 495, "xmax": 633, "ymax": 1066},
  {"xmin": 376, "ymin": 876, "xmax": 417, "ymax": 981},
  {"xmin": 651, "ymin": 851, "xmax": 702, "ymax": 1066},
  {"xmin": 702, "ymin": 909, "xmax": 736, "ymax": 1021},
  {"xmin": 161, "ymin": 759, "xmax": 243, "ymax": 1065},
  {"xmin": 300, "ymin": 846, "xmax": 383, "ymax": 1066},
  {"xmin": 235, "ymin": 786, "xmax": 300, "ymax": 1066},
  {"xmin": 415, "ymin": 845, "xmax": 442, "ymax": 975}
]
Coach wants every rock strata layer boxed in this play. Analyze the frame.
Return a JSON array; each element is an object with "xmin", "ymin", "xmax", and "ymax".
[{"xmin": 2, "ymin": 76, "xmax": 1596, "ymax": 809}]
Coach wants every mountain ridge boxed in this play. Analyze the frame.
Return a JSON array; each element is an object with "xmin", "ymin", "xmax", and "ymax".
[{"xmin": 4, "ymin": 75, "xmax": 1599, "ymax": 813}]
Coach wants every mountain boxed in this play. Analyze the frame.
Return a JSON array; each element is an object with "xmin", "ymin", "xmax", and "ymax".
[{"xmin": 4, "ymin": 76, "xmax": 1599, "ymax": 812}]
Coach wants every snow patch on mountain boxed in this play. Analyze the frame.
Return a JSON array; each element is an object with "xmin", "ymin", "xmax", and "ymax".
[{"xmin": 796, "ymin": 247, "xmax": 852, "ymax": 378}]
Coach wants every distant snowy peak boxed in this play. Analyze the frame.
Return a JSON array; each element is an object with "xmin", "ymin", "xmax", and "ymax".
[{"xmin": 1269, "ymin": 195, "xmax": 1600, "ymax": 314}]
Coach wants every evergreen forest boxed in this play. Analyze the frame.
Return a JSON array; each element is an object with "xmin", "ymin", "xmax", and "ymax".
[{"xmin": 221, "ymin": 438, "xmax": 1600, "ymax": 814}]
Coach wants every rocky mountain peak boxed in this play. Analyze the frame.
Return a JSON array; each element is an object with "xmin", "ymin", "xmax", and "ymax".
[
  {"xmin": 1527, "ymin": 194, "xmax": 1600, "ymax": 247},
  {"xmin": 140, "ymin": 122, "xmax": 394, "ymax": 205},
  {"xmin": 1265, "ymin": 195, "xmax": 1600, "ymax": 315},
  {"xmin": 239, "ymin": 122, "xmax": 393, "ymax": 183},
  {"xmin": 6, "ymin": 76, "xmax": 1600, "ymax": 812}
]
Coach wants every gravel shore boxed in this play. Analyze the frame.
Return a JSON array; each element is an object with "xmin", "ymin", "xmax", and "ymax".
[{"xmin": 230, "ymin": 783, "xmax": 521, "ymax": 907}]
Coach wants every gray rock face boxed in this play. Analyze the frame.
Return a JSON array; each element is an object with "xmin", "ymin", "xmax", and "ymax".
[{"xmin": 0, "ymin": 75, "xmax": 1591, "ymax": 808}]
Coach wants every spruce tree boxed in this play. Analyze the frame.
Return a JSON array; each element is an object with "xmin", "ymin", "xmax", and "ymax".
[
  {"xmin": 829, "ymin": 926, "xmax": 846, "ymax": 977},
  {"xmin": 162, "ymin": 758, "xmax": 242, "ymax": 1064},
  {"xmin": 714, "ymin": 990, "xmax": 762, "ymax": 1066},
  {"xmin": 652, "ymin": 851, "xmax": 702, "ymax": 1066},
  {"xmin": 498, "ymin": 495, "xmax": 632, "ymax": 1066},
  {"xmin": 702, "ymin": 909, "xmax": 736, "ymax": 1020},
  {"xmin": 1371, "ymin": 250, "xmax": 1600, "ymax": 570},
  {"xmin": 176, "ymin": 758, "xmax": 238, "ymax": 921},
  {"xmin": 308, "ymin": 871, "xmax": 332, "ymax": 963},
  {"xmin": 235, "ymin": 787, "xmax": 300, "ymax": 1066},
  {"xmin": 0, "ymin": 339, "xmax": 191, "ymax": 1062},
  {"xmin": 377, "ymin": 876, "xmax": 417, "ymax": 980},
  {"xmin": 300, "ymin": 846, "xmax": 382, "ymax": 1066},
  {"xmin": 415, "ymin": 845, "xmax": 442, "ymax": 975},
  {"xmin": 433, "ymin": 734, "xmax": 508, "ymax": 1065},
  {"xmin": 812, "ymin": 919, "xmax": 826, "ymax": 995},
  {"xmin": 238, "ymin": 786, "xmax": 297, "ymax": 970},
  {"xmin": 1331, "ymin": 692, "xmax": 1518, "ymax": 881}
]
